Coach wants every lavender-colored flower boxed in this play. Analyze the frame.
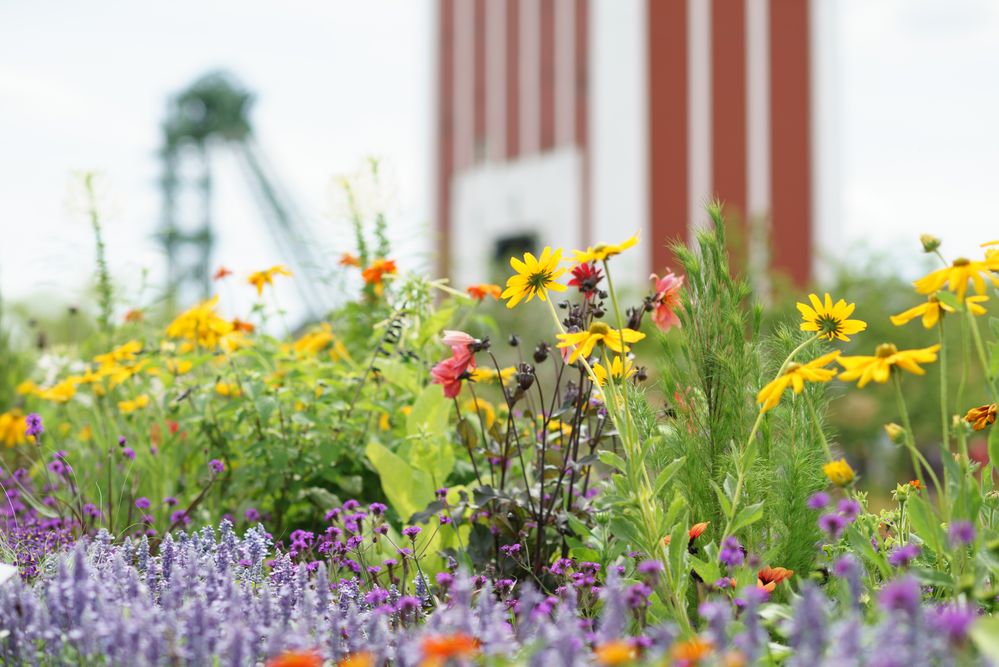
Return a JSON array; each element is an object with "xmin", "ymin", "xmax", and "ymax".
[
  {"xmin": 719, "ymin": 536, "xmax": 744, "ymax": 567},
  {"xmin": 887, "ymin": 543, "xmax": 920, "ymax": 568},
  {"xmin": 637, "ymin": 559, "xmax": 663, "ymax": 576},
  {"xmin": 818, "ymin": 513, "xmax": 847, "ymax": 539},
  {"xmin": 837, "ymin": 498, "xmax": 861, "ymax": 521},
  {"xmin": 948, "ymin": 520, "xmax": 976, "ymax": 546},
  {"xmin": 135, "ymin": 497, "xmax": 151, "ymax": 510},
  {"xmin": 24, "ymin": 412, "xmax": 43, "ymax": 437},
  {"xmin": 806, "ymin": 491, "xmax": 829, "ymax": 509},
  {"xmin": 931, "ymin": 604, "xmax": 976, "ymax": 644},
  {"xmin": 209, "ymin": 459, "xmax": 225, "ymax": 474},
  {"xmin": 122, "ymin": 447, "xmax": 136, "ymax": 461},
  {"xmin": 369, "ymin": 502, "xmax": 387, "ymax": 516},
  {"xmin": 245, "ymin": 507, "xmax": 261, "ymax": 522},
  {"xmin": 118, "ymin": 435, "xmax": 127, "ymax": 446},
  {"xmin": 402, "ymin": 525, "xmax": 421, "ymax": 540},
  {"xmin": 879, "ymin": 576, "xmax": 921, "ymax": 615}
]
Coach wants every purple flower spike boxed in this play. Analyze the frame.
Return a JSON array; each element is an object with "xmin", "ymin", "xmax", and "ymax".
[
  {"xmin": 25, "ymin": 413, "xmax": 43, "ymax": 438},
  {"xmin": 208, "ymin": 459, "xmax": 225, "ymax": 474},
  {"xmin": 837, "ymin": 498, "xmax": 861, "ymax": 521},
  {"xmin": 879, "ymin": 576, "xmax": 921, "ymax": 615},
  {"xmin": 818, "ymin": 513, "xmax": 847, "ymax": 539},
  {"xmin": 807, "ymin": 491, "xmax": 830, "ymax": 510},
  {"xmin": 948, "ymin": 520, "xmax": 976, "ymax": 547},
  {"xmin": 887, "ymin": 543, "xmax": 920, "ymax": 568},
  {"xmin": 719, "ymin": 536, "xmax": 745, "ymax": 567},
  {"xmin": 402, "ymin": 525, "xmax": 421, "ymax": 540}
]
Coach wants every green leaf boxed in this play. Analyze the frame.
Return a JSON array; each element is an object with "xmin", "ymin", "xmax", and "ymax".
[
  {"xmin": 366, "ymin": 441, "xmax": 435, "ymax": 521},
  {"xmin": 729, "ymin": 501, "xmax": 765, "ymax": 534},
  {"xmin": 652, "ymin": 456, "xmax": 686, "ymax": 497},
  {"xmin": 598, "ymin": 450, "xmax": 627, "ymax": 472},
  {"xmin": 689, "ymin": 555, "xmax": 720, "ymax": 586},
  {"xmin": 911, "ymin": 567, "xmax": 954, "ymax": 589},
  {"xmin": 376, "ymin": 358, "xmax": 422, "ymax": 394},
  {"xmin": 711, "ymin": 481, "xmax": 733, "ymax": 519},
  {"xmin": 970, "ymin": 617, "xmax": 999, "ymax": 663},
  {"xmin": 907, "ymin": 494, "xmax": 944, "ymax": 554},
  {"xmin": 418, "ymin": 305, "xmax": 457, "ymax": 347}
]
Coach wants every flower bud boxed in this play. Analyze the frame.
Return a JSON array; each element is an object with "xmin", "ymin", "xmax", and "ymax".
[
  {"xmin": 884, "ymin": 422, "xmax": 906, "ymax": 445},
  {"xmin": 919, "ymin": 234, "xmax": 941, "ymax": 253},
  {"xmin": 533, "ymin": 342, "xmax": 550, "ymax": 364},
  {"xmin": 516, "ymin": 363, "xmax": 535, "ymax": 391},
  {"xmin": 508, "ymin": 334, "xmax": 520, "ymax": 347}
]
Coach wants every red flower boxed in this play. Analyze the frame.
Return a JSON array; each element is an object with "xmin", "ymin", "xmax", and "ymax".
[
  {"xmin": 213, "ymin": 266, "xmax": 233, "ymax": 281},
  {"xmin": 466, "ymin": 283, "xmax": 501, "ymax": 301},
  {"xmin": 649, "ymin": 271, "xmax": 684, "ymax": 332},
  {"xmin": 757, "ymin": 565, "xmax": 794, "ymax": 592},
  {"xmin": 339, "ymin": 253, "xmax": 361, "ymax": 268},
  {"xmin": 568, "ymin": 262, "xmax": 603, "ymax": 300}
]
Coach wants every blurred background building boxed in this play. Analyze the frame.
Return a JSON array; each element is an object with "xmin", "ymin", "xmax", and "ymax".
[{"xmin": 437, "ymin": 0, "xmax": 820, "ymax": 289}]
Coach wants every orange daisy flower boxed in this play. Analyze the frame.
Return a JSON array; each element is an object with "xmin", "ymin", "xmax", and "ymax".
[
  {"xmin": 466, "ymin": 283, "xmax": 502, "ymax": 301},
  {"xmin": 213, "ymin": 266, "xmax": 233, "ymax": 281},
  {"xmin": 361, "ymin": 259, "xmax": 397, "ymax": 295},
  {"xmin": 757, "ymin": 566, "xmax": 794, "ymax": 592},
  {"xmin": 232, "ymin": 318, "xmax": 255, "ymax": 334},
  {"xmin": 339, "ymin": 253, "xmax": 361, "ymax": 268},
  {"xmin": 965, "ymin": 403, "xmax": 997, "ymax": 431},
  {"xmin": 265, "ymin": 649, "xmax": 323, "ymax": 667},
  {"xmin": 420, "ymin": 633, "xmax": 479, "ymax": 666}
]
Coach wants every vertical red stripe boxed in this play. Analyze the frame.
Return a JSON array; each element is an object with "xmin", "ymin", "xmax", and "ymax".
[
  {"xmin": 506, "ymin": 0, "xmax": 520, "ymax": 159},
  {"xmin": 648, "ymin": 0, "xmax": 689, "ymax": 272},
  {"xmin": 437, "ymin": 0, "xmax": 455, "ymax": 277},
  {"xmin": 473, "ymin": 0, "xmax": 487, "ymax": 160},
  {"xmin": 769, "ymin": 0, "xmax": 811, "ymax": 284},
  {"xmin": 539, "ymin": 0, "xmax": 555, "ymax": 151},
  {"xmin": 711, "ymin": 0, "xmax": 747, "ymax": 221},
  {"xmin": 576, "ymin": 0, "xmax": 590, "ymax": 244}
]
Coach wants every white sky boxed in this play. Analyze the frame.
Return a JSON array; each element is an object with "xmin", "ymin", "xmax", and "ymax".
[{"xmin": 0, "ymin": 0, "xmax": 997, "ymax": 321}]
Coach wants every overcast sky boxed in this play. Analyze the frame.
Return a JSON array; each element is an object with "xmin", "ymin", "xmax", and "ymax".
[{"xmin": 1, "ymin": 0, "xmax": 997, "ymax": 320}]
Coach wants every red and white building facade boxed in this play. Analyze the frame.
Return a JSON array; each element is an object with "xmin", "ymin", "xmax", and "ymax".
[{"xmin": 435, "ymin": 0, "xmax": 835, "ymax": 289}]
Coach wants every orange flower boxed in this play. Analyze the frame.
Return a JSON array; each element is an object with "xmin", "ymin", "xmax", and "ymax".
[
  {"xmin": 671, "ymin": 638, "xmax": 713, "ymax": 665},
  {"xmin": 593, "ymin": 639, "xmax": 637, "ymax": 665},
  {"xmin": 662, "ymin": 521, "xmax": 709, "ymax": 547},
  {"xmin": 232, "ymin": 318, "xmax": 255, "ymax": 334},
  {"xmin": 338, "ymin": 652, "xmax": 375, "ymax": 667},
  {"xmin": 420, "ymin": 633, "xmax": 479, "ymax": 667},
  {"xmin": 124, "ymin": 308, "xmax": 144, "ymax": 323},
  {"xmin": 965, "ymin": 403, "xmax": 997, "ymax": 431},
  {"xmin": 910, "ymin": 479, "xmax": 922, "ymax": 490},
  {"xmin": 467, "ymin": 283, "xmax": 502, "ymax": 301},
  {"xmin": 361, "ymin": 259, "xmax": 397, "ymax": 295},
  {"xmin": 265, "ymin": 649, "xmax": 323, "ymax": 667},
  {"xmin": 213, "ymin": 266, "xmax": 233, "ymax": 280},
  {"xmin": 757, "ymin": 566, "xmax": 794, "ymax": 592},
  {"xmin": 339, "ymin": 253, "xmax": 361, "ymax": 268}
]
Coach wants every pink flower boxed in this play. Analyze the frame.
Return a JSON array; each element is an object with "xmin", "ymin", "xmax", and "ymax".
[
  {"xmin": 432, "ymin": 331, "xmax": 478, "ymax": 398},
  {"xmin": 649, "ymin": 271, "xmax": 684, "ymax": 332},
  {"xmin": 442, "ymin": 330, "xmax": 476, "ymax": 354}
]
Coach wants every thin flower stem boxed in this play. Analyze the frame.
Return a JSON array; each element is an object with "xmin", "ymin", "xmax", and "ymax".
[
  {"xmin": 892, "ymin": 372, "xmax": 944, "ymax": 508},
  {"xmin": 938, "ymin": 319, "xmax": 950, "ymax": 451},
  {"xmin": 967, "ymin": 308, "xmax": 999, "ymax": 401},
  {"xmin": 804, "ymin": 394, "xmax": 834, "ymax": 462}
]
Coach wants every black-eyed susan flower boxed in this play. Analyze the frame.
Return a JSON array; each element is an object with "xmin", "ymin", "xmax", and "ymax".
[
  {"xmin": 796, "ymin": 293, "xmax": 867, "ymax": 342},
  {"xmin": 913, "ymin": 257, "xmax": 999, "ymax": 302},
  {"xmin": 755, "ymin": 351, "xmax": 840, "ymax": 413},
  {"xmin": 572, "ymin": 233, "xmax": 639, "ymax": 264},
  {"xmin": 592, "ymin": 355, "xmax": 637, "ymax": 386},
  {"xmin": 823, "ymin": 458, "xmax": 855, "ymax": 486},
  {"xmin": 556, "ymin": 322, "xmax": 645, "ymax": 363},
  {"xmin": 501, "ymin": 247, "xmax": 566, "ymax": 308},
  {"xmin": 890, "ymin": 293, "xmax": 987, "ymax": 328},
  {"xmin": 837, "ymin": 343, "xmax": 941, "ymax": 388},
  {"xmin": 965, "ymin": 403, "xmax": 997, "ymax": 431},
  {"xmin": 248, "ymin": 265, "xmax": 292, "ymax": 297}
]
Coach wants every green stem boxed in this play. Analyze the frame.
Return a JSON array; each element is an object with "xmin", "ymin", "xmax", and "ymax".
[
  {"xmin": 892, "ymin": 372, "xmax": 944, "ymax": 510},
  {"xmin": 805, "ymin": 395, "xmax": 834, "ymax": 461},
  {"xmin": 938, "ymin": 318, "xmax": 950, "ymax": 451},
  {"xmin": 968, "ymin": 308, "xmax": 999, "ymax": 402}
]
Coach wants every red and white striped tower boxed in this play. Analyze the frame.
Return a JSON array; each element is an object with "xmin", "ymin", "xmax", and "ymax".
[{"xmin": 436, "ymin": 0, "xmax": 817, "ymax": 289}]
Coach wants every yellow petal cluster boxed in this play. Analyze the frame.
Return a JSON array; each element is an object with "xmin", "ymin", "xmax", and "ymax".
[
  {"xmin": 890, "ymin": 294, "xmax": 987, "ymax": 328},
  {"xmin": 0, "ymin": 409, "xmax": 28, "ymax": 447},
  {"xmin": 796, "ymin": 293, "xmax": 867, "ymax": 342},
  {"xmin": 248, "ymin": 265, "xmax": 292, "ymax": 297},
  {"xmin": 823, "ymin": 458, "xmax": 856, "ymax": 487},
  {"xmin": 913, "ymin": 257, "xmax": 998, "ymax": 302},
  {"xmin": 756, "ymin": 351, "xmax": 841, "ymax": 413},
  {"xmin": 556, "ymin": 322, "xmax": 645, "ymax": 363},
  {"xmin": 501, "ymin": 247, "xmax": 566, "ymax": 308},
  {"xmin": 166, "ymin": 296, "xmax": 235, "ymax": 349},
  {"xmin": 837, "ymin": 343, "xmax": 940, "ymax": 388},
  {"xmin": 572, "ymin": 233, "xmax": 639, "ymax": 264},
  {"xmin": 592, "ymin": 355, "xmax": 637, "ymax": 387}
]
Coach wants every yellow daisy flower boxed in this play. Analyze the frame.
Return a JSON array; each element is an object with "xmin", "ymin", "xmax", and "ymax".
[
  {"xmin": 469, "ymin": 366, "xmax": 517, "ymax": 383},
  {"xmin": 215, "ymin": 381, "xmax": 241, "ymax": 397},
  {"xmin": 837, "ymin": 343, "xmax": 941, "ymax": 388},
  {"xmin": 166, "ymin": 296, "xmax": 235, "ymax": 349},
  {"xmin": 0, "ymin": 409, "xmax": 28, "ymax": 447},
  {"xmin": 501, "ymin": 247, "xmax": 567, "ymax": 308},
  {"xmin": 592, "ymin": 355, "xmax": 637, "ymax": 386},
  {"xmin": 823, "ymin": 458, "xmax": 855, "ymax": 487},
  {"xmin": 118, "ymin": 394, "xmax": 150, "ymax": 413},
  {"xmin": 463, "ymin": 398, "xmax": 496, "ymax": 429},
  {"xmin": 913, "ymin": 257, "xmax": 999, "ymax": 302},
  {"xmin": 796, "ymin": 293, "xmax": 867, "ymax": 342},
  {"xmin": 556, "ymin": 322, "xmax": 645, "ymax": 363},
  {"xmin": 572, "ymin": 233, "xmax": 639, "ymax": 264},
  {"xmin": 248, "ymin": 265, "xmax": 292, "ymax": 297},
  {"xmin": 891, "ymin": 294, "xmax": 987, "ymax": 328},
  {"xmin": 756, "ymin": 351, "xmax": 841, "ymax": 413}
]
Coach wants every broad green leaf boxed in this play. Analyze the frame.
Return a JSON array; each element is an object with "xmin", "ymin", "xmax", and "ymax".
[
  {"xmin": 366, "ymin": 441, "xmax": 435, "ymax": 521},
  {"xmin": 970, "ymin": 617, "xmax": 999, "ymax": 663},
  {"xmin": 729, "ymin": 501, "xmax": 765, "ymax": 534},
  {"xmin": 711, "ymin": 481, "xmax": 733, "ymax": 519},
  {"xmin": 418, "ymin": 305, "xmax": 457, "ymax": 347},
  {"xmin": 376, "ymin": 358, "xmax": 422, "ymax": 394},
  {"xmin": 598, "ymin": 450, "xmax": 627, "ymax": 472},
  {"xmin": 911, "ymin": 567, "xmax": 954, "ymax": 589},
  {"xmin": 689, "ymin": 555, "xmax": 720, "ymax": 586},
  {"xmin": 652, "ymin": 457, "xmax": 686, "ymax": 497},
  {"xmin": 906, "ymin": 494, "xmax": 944, "ymax": 554}
]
